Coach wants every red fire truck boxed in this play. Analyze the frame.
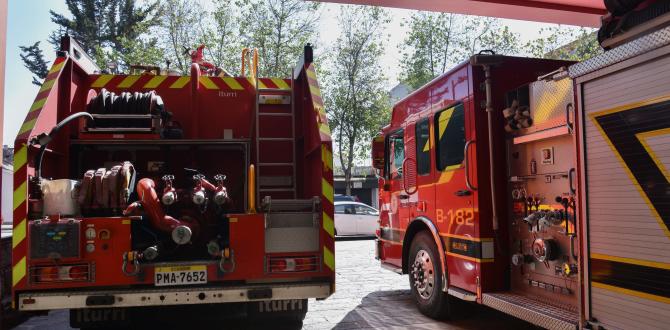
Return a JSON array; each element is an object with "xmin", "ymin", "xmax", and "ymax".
[
  {"xmin": 373, "ymin": 14, "xmax": 670, "ymax": 330},
  {"xmin": 8, "ymin": 37, "xmax": 334, "ymax": 327}
]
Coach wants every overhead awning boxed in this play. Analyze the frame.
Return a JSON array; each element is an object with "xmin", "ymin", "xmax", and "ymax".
[{"xmin": 310, "ymin": 0, "xmax": 607, "ymax": 27}]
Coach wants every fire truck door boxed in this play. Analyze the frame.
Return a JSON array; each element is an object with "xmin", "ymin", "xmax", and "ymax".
[
  {"xmin": 432, "ymin": 103, "xmax": 477, "ymax": 292},
  {"xmin": 379, "ymin": 129, "xmax": 406, "ymax": 267}
]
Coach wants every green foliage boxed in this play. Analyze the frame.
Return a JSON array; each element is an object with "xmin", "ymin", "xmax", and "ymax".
[
  {"xmin": 399, "ymin": 13, "xmax": 521, "ymax": 90},
  {"xmin": 322, "ymin": 5, "xmax": 391, "ymax": 193},
  {"xmin": 238, "ymin": 0, "xmax": 320, "ymax": 78},
  {"xmin": 525, "ymin": 26, "xmax": 601, "ymax": 61},
  {"xmin": 156, "ymin": 0, "xmax": 202, "ymax": 73},
  {"xmin": 19, "ymin": 42, "xmax": 49, "ymax": 86},
  {"xmin": 200, "ymin": 0, "xmax": 241, "ymax": 75}
]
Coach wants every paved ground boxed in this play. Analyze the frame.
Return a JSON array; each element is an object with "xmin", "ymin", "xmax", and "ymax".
[{"xmin": 10, "ymin": 239, "xmax": 536, "ymax": 329}]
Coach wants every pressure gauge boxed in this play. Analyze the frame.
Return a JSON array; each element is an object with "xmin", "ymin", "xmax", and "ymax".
[{"xmin": 85, "ymin": 228, "xmax": 97, "ymax": 240}]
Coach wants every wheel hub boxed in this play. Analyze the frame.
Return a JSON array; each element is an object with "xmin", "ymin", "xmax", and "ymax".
[{"xmin": 411, "ymin": 249, "xmax": 435, "ymax": 300}]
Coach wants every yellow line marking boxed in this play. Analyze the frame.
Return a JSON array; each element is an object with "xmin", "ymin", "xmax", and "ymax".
[
  {"xmin": 12, "ymin": 219, "xmax": 26, "ymax": 248},
  {"xmin": 199, "ymin": 76, "xmax": 219, "ymax": 89},
  {"xmin": 322, "ymin": 212, "xmax": 334, "ymax": 238},
  {"xmin": 12, "ymin": 256, "xmax": 26, "ymax": 287},
  {"xmin": 271, "ymin": 78, "xmax": 290, "ymax": 90},
  {"xmin": 306, "ymin": 68, "xmax": 317, "ymax": 80},
  {"xmin": 437, "ymin": 107, "xmax": 455, "ymax": 139},
  {"xmin": 322, "ymin": 178, "xmax": 334, "ymax": 204},
  {"xmin": 319, "ymin": 123, "xmax": 331, "ymax": 136},
  {"xmin": 591, "ymin": 253, "xmax": 670, "ymax": 270},
  {"xmin": 170, "ymin": 77, "xmax": 190, "ymax": 88},
  {"xmin": 323, "ymin": 246, "xmax": 335, "ymax": 271},
  {"xmin": 117, "ymin": 75, "xmax": 141, "ymax": 88},
  {"xmin": 13, "ymin": 181, "xmax": 27, "ymax": 210},
  {"xmin": 221, "ymin": 77, "xmax": 244, "ymax": 90},
  {"xmin": 446, "ymin": 251, "xmax": 494, "ymax": 263},
  {"xmin": 321, "ymin": 145, "xmax": 333, "ymax": 171},
  {"xmin": 48, "ymin": 61, "xmax": 65, "ymax": 74},
  {"xmin": 91, "ymin": 75, "xmax": 114, "ymax": 88},
  {"xmin": 18, "ymin": 118, "xmax": 37, "ymax": 135},
  {"xmin": 39, "ymin": 78, "xmax": 56, "ymax": 92},
  {"xmin": 592, "ymin": 281, "xmax": 670, "ymax": 304},
  {"xmin": 30, "ymin": 98, "xmax": 47, "ymax": 112},
  {"xmin": 636, "ymin": 128, "xmax": 670, "ymax": 182},
  {"xmin": 14, "ymin": 145, "xmax": 27, "ymax": 169},
  {"xmin": 440, "ymin": 233, "xmax": 493, "ymax": 242},
  {"xmin": 311, "ymin": 87, "xmax": 321, "ymax": 97},
  {"xmin": 144, "ymin": 75, "xmax": 168, "ymax": 89},
  {"xmin": 589, "ymin": 108, "xmax": 670, "ymax": 241}
]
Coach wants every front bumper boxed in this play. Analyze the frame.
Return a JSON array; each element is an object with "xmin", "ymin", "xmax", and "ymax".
[{"xmin": 18, "ymin": 282, "xmax": 331, "ymax": 311}]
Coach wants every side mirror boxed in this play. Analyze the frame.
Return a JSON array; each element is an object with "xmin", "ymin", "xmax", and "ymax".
[{"xmin": 371, "ymin": 135, "xmax": 385, "ymax": 170}]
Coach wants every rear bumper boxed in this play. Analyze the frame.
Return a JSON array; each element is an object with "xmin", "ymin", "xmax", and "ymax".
[{"xmin": 18, "ymin": 282, "xmax": 331, "ymax": 311}]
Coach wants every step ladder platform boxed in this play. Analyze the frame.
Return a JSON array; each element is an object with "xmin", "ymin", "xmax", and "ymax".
[{"xmin": 482, "ymin": 292, "xmax": 578, "ymax": 330}]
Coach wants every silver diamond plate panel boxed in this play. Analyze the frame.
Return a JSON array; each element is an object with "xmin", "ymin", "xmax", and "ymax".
[
  {"xmin": 525, "ymin": 77, "xmax": 573, "ymax": 133},
  {"xmin": 569, "ymin": 26, "xmax": 670, "ymax": 78},
  {"xmin": 482, "ymin": 293, "xmax": 578, "ymax": 330}
]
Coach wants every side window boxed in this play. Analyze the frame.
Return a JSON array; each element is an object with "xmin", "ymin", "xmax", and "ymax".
[
  {"xmin": 335, "ymin": 205, "xmax": 345, "ymax": 214},
  {"xmin": 386, "ymin": 131, "xmax": 404, "ymax": 179},
  {"xmin": 435, "ymin": 104, "xmax": 466, "ymax": 171},
  {"xmin": 415, "ymin": 118, "xmax": 430, "ymax": 175},
  {"xmin": 354, "ymin": 204, "xmax": 377, "ymax": 215}
]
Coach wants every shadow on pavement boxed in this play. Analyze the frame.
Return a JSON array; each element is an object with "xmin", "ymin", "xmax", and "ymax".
[{"xmin": 329, "ymin": 289, "xmax": 539, "ymax": 330}]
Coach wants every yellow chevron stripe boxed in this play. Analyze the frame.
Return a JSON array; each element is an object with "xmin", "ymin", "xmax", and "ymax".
[
  {"xmin": 322, "ymin": 212, "xmax": 334, "ymax": 237},
  {"xmin": 30, "ymin": 98, "xmax": 47, "ymax": 112},
  {"xmin": 321, "ymin": 145, "xmax": 332, "ymax": 171},
  {"xmin": 144, "ymin": 75, "xmax": 168, "ymax": 89},
  {"xmin": 14, "ymin": 145, "xmax": 27, "ymax": 170},
  {"xmin": 306, "ymin": 68, "xmax": 317, "ymax": 80},
  {"xmin": 322, "ymin": 178, "xmax": 333, "ymax": 204},
  {"xmin": 18, "ymin": 118, "xmax": 37, "ymax": 135},
  {"xmin": 311, "ymin": 86, "xmax": 321, "ymax": 97},
  {"xmin": 258, "ymin": 79, "xmax": 268, "ymax": 89},
  {"xmin": 221, "ymin": 77, "xmax": 244, "ymax": 90},
  {"xmin": 323, "ymin": 246, "xmax": 334, "ymax": 271},
  {"xmin": 13, "ymin": 181, "xmax": 27, "ymax": 210},
  {"xmin": 319, "ymin": 123, "xmax": 331, "ymax": 137},
  {"xmin": 271, "ymin": 78, "xmax": 290, "ymax": 90},
  {"xmin": 91, "ymin": 75, "xmax": 114, "ymax": 88},
  {"xmin": 199, "ymin": 76, "xmax": 219, "ymax": 89},
  {"xmin": 170, "ymin": 77, "xmax": 190, "ymax": 88},
  {"xmin": 12, "ymin": 219, "xmax": 26, "ymax": 248},
  {"xmin": 48, "ymin": 61, "xmax": 65, "ymax": 74},
  {"xmin": 39, "ymin": 78, "xmax": 56, "ymax": 92},
  {"xmin": 117, "ymin": 75, "xmax": 141, "ymax": 88},
  {"xmin": 12, "ymin": 256, "xmax": 26, "ymax": 287}
]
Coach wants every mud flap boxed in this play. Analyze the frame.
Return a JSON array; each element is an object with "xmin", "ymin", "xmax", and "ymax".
[
  {"xmin": 70, "ymin": 308, "xmax": 130, "ymax": 328},
  {"xmin": 247, "ymin": 299, "xmax": 308, "ymax": 321}
]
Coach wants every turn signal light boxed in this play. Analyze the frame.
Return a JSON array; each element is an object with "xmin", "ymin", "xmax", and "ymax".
[
  {"xmin": 267, "ymin": 256, "xmax": 319, "ymax": 273},
  {"xmin": 32, "ymin": 264, "xmax": 90, "ymax": 283}
]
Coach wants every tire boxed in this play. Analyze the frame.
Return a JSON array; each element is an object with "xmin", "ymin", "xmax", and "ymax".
[{"xmin": 408, "ymin": 231, "xmax": 452, "ymax": 319}]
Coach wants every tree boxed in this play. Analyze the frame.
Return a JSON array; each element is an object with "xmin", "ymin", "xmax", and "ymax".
[
  {"xmin": 525, "ymin": 26, "xmax": 601, "ymax": 61},
  {"xmin": 19, "ymin": 42, "xmax": 49, "ymax": 86},
  {"xmin": 20, "ymin": 0, "xmax": 162, "ymax": 80},
  {"xmin": 200, "ymin": 0, "xmax": 242, "ymax": 75},
  {"xmin": 157, "ymin": 0, "xmax": 203, "ymax": 74},
  {"xmin": 323, "ymin": 5, "xmax": 391, "ymax": 195},
  {"xmin": 238, "ymin": 0, "xmax": 320, "ymax": 78},
  {"xmin": 399, "ymin": 12, "xmax": 521, "ymax": 90}
]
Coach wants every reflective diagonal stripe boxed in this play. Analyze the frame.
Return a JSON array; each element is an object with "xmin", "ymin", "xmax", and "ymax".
[
  {"xmin": 258, "ymin": 79, "xmax": 268, "ymax": 89},
  {"xmin": 117, "ymin": 75, "xmax": 141, "ymax": 88},
  {"xmin": 91, "ymin": 75, "xmax": 114, "ymax": 88},
  {"xmin": 30, "ymin": 98, "xmax": 47, "ymax": 112},
  {"xmin": 323, "ymin": 246, "xmax": 335, "ymax": 271},
  {"xmin": 39, "ymin": 78, "xmax": 56, "ymax": 92},
  {"xmin": 18, "ymin": 118, "xmax": 37, "ymax": 135},
  {"xmin": 48, "ymin": 60, "xmax": 65, "ymax": 74},
  {"xmin": 170, "ymin": 77, "xmax": 190, "ymax": 88},
  {"xmin": 321, "ymin": 145, "xmax": 333, "ymax": 171},
  {"xmin": 306, "ymin": 68, "xmax": 317, "ymax": 80},
  {"xmin": 12, "ymin": 256, "xmax": 26, "ymax": 287},
  {"xmin": 14, "ymin": 145, "xmax": 27, "ymax": 170},
  {"xmin": 322, "ymin": 212, "xmax": 334, "ymax": 237},
  {"xmin": 13, "ymin": 181, "xmax": 27, "ymax": 211},
  {"xmin": 271, "ymin": 78, "xmax": 290, "ymax": 90},
  {"xmin": 322, "ymin": 178, "xmax": 333, "ymax": 204},
  {"xmin": 12, "ymin": 219, "xmax": 26, "ymax": 248},
  {"xmin": 144, "ymin": 75, "xmax": 168, "ymax": 88},
  {"xmin": 221, "ymin": 77, "xmax": 244, "ymax": 90},
  {"xmin": 200, "ymin": 76, "xmax": 218, "ymax": 89}
]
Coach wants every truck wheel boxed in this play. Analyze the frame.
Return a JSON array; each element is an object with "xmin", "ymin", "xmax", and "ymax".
[{"xmin": 408, "ymin": 231, "xmax": 452, "ymax": 319}]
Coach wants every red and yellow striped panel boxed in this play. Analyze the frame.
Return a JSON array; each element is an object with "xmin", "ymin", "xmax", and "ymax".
[{"xmin": 305, "ymin": 65, "xmax": 331, "ymax": 142}]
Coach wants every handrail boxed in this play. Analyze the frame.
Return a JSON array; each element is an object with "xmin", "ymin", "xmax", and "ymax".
[
  {"xmin": 464, "ymin": 140, "xmax": 477, "ymax": 191},
  {"xmin": 241, "ymin": 48, "xmax": 249, "ymax": 76},
  {"xmin": 240, "ymin": 48, "xmax": 259, "ymax": 77}
]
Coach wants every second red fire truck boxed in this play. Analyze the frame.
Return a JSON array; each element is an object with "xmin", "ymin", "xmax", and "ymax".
[{"xmin": 373, "ymin": 13, "xmax": 670, "ymax": 330}]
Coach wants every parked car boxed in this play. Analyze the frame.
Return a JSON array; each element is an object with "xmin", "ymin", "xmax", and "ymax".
[
  {"xmin": 334, "ymin": 194, "xmax": 359, "ymax": 202},
  {"xmin": 334, "ymin": 201, "xmax": 379, "ymax": 236}
]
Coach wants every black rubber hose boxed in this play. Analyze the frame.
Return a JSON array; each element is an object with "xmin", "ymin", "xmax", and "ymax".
[{"xmin": 34, "ymin": 112, "xmax": 94, "ymax": 180}]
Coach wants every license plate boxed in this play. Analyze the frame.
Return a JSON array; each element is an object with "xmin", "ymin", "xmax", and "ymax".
[{"xmin": 154, "ymin": 265, "xmax": 207, "ymax": 286}]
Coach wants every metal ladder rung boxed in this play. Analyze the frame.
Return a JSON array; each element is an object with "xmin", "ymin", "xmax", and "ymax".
[
  {"xmin": 258, "ymin": 162, "xmax": 294, "ymax": 166},
  {"xmin": 259, "ymin": 88, "xmax": 291, "ymax": 93},
  {"xmin": 258, "ymin": 137, "xmax": 294, "ymax": 141},
  {"xmin": 259, "ymin": 112, "xmax": 292, "ymax": 117}
]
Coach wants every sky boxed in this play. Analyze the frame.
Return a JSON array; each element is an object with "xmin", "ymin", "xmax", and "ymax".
[{"xmin": 2, "ymin": 0, "xmax": 576, "ymax": 146}]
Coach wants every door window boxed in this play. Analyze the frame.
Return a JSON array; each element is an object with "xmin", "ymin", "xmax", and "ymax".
[
  {"xmin": 387, "ymin": 131, "xmax": 405, "ymax": 179},
  {"xmin": 416, "ymin": 118, "xmax": 430, "ymax": 175},
  {"xmin": 335, "ymin": 204, "xmax": 354, "ymax": 214},
  {"xmin": 354, "ymin": 204, "xmax": 378, "ymax": 215},
  {"xmin": 435, "ymin": 104, "xmax": 466, "ymax": 171}
]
